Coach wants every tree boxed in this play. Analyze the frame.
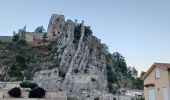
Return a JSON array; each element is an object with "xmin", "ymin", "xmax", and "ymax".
[
  {"xmin": 140, "ymin": 71, "xmax": 146, "ymax": 78},
  {"xmin": 35, "ymin": 26, "xmax": 46, "ymax": 33},
  {"xmin": 12, "ymin": 35, "xmax": 20, "ymax": 42},
  {"xmin": 112, "ymin": 52, "xmax": 127, "ymax": 74},
  {"xmin": 43, "ymin": 32, "xmax": 48, "ymax": 41},
  {"xmin": 8, "ymin": 87, "xmax": 21, "ymax": 97},
  {"xmin": 127, "ymin": 66, "xmax": 138, "ymax": 79}
]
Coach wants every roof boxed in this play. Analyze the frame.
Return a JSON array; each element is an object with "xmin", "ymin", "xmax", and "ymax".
[
  {"xmin": 141, "ymin": 63, "xmax": 170, "ymax": 80},
  {"xmin": 155, "ymin": 63, "xmax": 170, "ymax": 69}
]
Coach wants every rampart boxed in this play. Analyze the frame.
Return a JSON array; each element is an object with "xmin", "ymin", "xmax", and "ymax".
[{"xmin": 0, "ymin": 36, "xmax": 12, "ymax": 42}]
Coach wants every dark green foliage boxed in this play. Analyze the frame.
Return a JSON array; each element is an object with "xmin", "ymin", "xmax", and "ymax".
[
  {"xmin": 108, "ymin": 82, "xmax": 117, "ymax": 94},
  {"xmin": 132, "ymin": 77, "xmax": 144, "ymax": 89},
  {"xmin": 23, "ymin": 70, "xmax": 34, "ymax": 80},
  {"xmin": 17, "ymin": 39, "xmax": 27, "ymax": 46},
  {"xmin": 20, "ymin": 81, "xmax": 38, "ymax": 89},
  {"xmin": 0, "ymin": 75, "xmax": 4, "ymax": 81},
  {"xmin": 35, "ymin": 26, "xmax": 46, "ymax": 33},
  {"xmin": 12, "ymin": 35, "xmax": 20, "ymax": 42},
  {"xmin": 127, "ymin": 67, "xmax": 144, "ymax": 89},
  {"xmin": 43, "ymin": 32, "xmax": 48, "ymax": 40},
  {"xmin": 29, "ymin": 87, "xmax": 46, "ymax": 98},
  {"xmin": 94, "ymin": 97, "xmax": 99, "ymax": 100},
  {"xmin": 73, "ymin": 25, "xmax": 93, "ymax": 43},
  {"xmin": 106, "ymin": 66, "xmax": 117, "ymax": 83},
  {"xmin": 73, "ymin": 25, "xmax": 81, "ymax": 44},
  {"xmin": 84, "ymin": 26, "xmax": 92, "ymax": 36},
  {"xmin": 8, "ymin": 87, "xmax": 21, "ymax": 98},
  {"xmin": 113, "ymin": 52, "xmax": 127, "ymax": 74},
  {"xmin": 67, "ymin": 96, "xmax": 78, "ymax": 100},
  {"xmin": 0, "ymin": 39, "xmax": 54, "ymax": 81},
  {"xmin": 140, "ymin": 71, "xmax": 146, "ymax": 78},
  {"xmin": 16, "ymin": 55, "xmax": 26, "ymax": 64},
  {"xmin": 105, "ymin": 54, "xmax": 119, "ymax": 94}
]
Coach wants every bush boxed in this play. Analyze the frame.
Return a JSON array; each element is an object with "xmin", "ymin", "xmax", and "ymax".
[
  {"xmin": 67, "ymin": 96, "xmax": 78, "ymax": 100},
  {"xmin": 94, "ymin": 97, "xmax": 99, "ymax": 100},
  {"xmin": 29, "ymin": 87, "xmax": 46, "ymax": 98},
  {"xmin": 8, "ymin": 87, "xmax": 21, "ymax": 97},
  {"xmin": 85, "ymin": 26, "xmax": 92, "ymax": 36},
  {"xmin": 20, "ymin": 81, "xmax": 38, "ymax": 89},
  {"xmin": 73, "ymin": 25, "xmax": 81, "ymax": 44},
  {"xmin": 35, "ymin": 26, "xmax": 46, "ymax": 33},
  {"xmin": 91, "ymin": 78, "xmax": 96, "ymax": 82},
  {"xmin": 12, "ymin": 35, "xmax": 20, "ymax": 42},
  {"xmin": 17, "ymin": 39, "xmax": 27, "ymax": 46}
]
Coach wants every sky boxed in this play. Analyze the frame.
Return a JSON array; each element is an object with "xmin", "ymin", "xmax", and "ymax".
[{"xmin": 0, "ymin": 0, "xmax": 170, "ymax": 73}]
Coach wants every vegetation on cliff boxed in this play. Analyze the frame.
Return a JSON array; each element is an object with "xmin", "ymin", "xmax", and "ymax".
[
  {"xmin": 106, "ymin": 52, "xmax": 144, "ymax": 94},
  {"xmin": 0, "ymin": 41, "xmax": 54, "ymax": 81}
]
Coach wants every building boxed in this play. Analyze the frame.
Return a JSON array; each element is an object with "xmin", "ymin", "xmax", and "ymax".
[
  {"xmin": 141, "ymin": 63, "xmax": 170, "ymax": 100},
  {"xmin": 120, "ymin": 88, "xmax": 144, "ymax": 98}
]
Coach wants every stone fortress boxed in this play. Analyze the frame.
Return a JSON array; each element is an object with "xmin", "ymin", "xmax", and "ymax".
[{"xmin": 0, "ymin": 14, "xmax": 79, "ymax": 43}]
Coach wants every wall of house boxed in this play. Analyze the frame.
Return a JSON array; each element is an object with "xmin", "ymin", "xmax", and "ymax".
[{"xmin": 144, "ymin": 66, "xmax": 170, "ymax": 100}]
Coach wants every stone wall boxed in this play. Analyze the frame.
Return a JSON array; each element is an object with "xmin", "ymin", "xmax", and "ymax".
[
  {"xmin": 0, "ymin": 82, "xmax": 20, "ymax": 90},
  {"xmin": 24, "ymin": 32, "xmax": 34, "ymax": 42},
  {"xmin": 33, "ymin": 32, "xmax": 44, "ymax": 41},
  {"xmin": 0, "ymin": 90, "xmax": 67, "ymax": 100},
  {"xmin": 0, "ymin": 36, "xmax": 12, "ymax": 42}
]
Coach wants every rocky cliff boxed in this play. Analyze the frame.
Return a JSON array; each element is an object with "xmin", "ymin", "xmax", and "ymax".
[
  {"xmin": 33, "ymin": 14, "xmax": 112, "ymax": 99},
  {"xmin": 0, "ymin": 14, "xmax": 139, "ymax": 100}
]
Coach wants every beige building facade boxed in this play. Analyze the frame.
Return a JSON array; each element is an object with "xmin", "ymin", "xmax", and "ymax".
[{"xmin": 142, "ymin": 63, "xmax": 170, "ymax": 100}]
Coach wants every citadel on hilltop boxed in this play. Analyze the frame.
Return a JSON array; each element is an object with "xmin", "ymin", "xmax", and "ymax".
[{"xmin": 0, "ymin": 14, "xmax": 84, "ymax": 43}]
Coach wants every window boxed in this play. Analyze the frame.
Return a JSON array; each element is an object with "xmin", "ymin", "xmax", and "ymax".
[{"xmin": 155, "ymin": 68, "xmax": 160, "ymax": 79}]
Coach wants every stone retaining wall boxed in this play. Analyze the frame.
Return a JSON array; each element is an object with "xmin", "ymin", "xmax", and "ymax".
[{"xmin": 0, "ymin": 90, "xmax": 67, "ymax": 100}]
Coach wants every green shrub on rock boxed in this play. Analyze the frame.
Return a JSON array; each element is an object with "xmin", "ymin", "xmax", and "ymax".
[{"xmin": 20, "ymin": 81, "xmax": 38, "ymax": 89}]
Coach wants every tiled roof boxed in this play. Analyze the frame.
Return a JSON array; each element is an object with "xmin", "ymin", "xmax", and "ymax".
[
  {"xmin": 141, "ymin": 63, "xmax": 170, "ymax": 80},
  {"xmin": 154, "ymin": 63, "xmax": 170, "ymax": 69}
]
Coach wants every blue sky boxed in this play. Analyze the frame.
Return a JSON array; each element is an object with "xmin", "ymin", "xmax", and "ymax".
[{"xmin": 0, "ymin": 0, "xmax": 170, "ymax": 73}]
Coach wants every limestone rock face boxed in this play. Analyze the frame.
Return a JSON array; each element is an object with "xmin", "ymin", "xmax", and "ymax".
[
  {"xmin": 33, "ymin": 14, "xmax": 112, "ymax": 99},
  {"xmin": 47, "ymin": 14, "xmax": 66, "ymax": 41}
]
